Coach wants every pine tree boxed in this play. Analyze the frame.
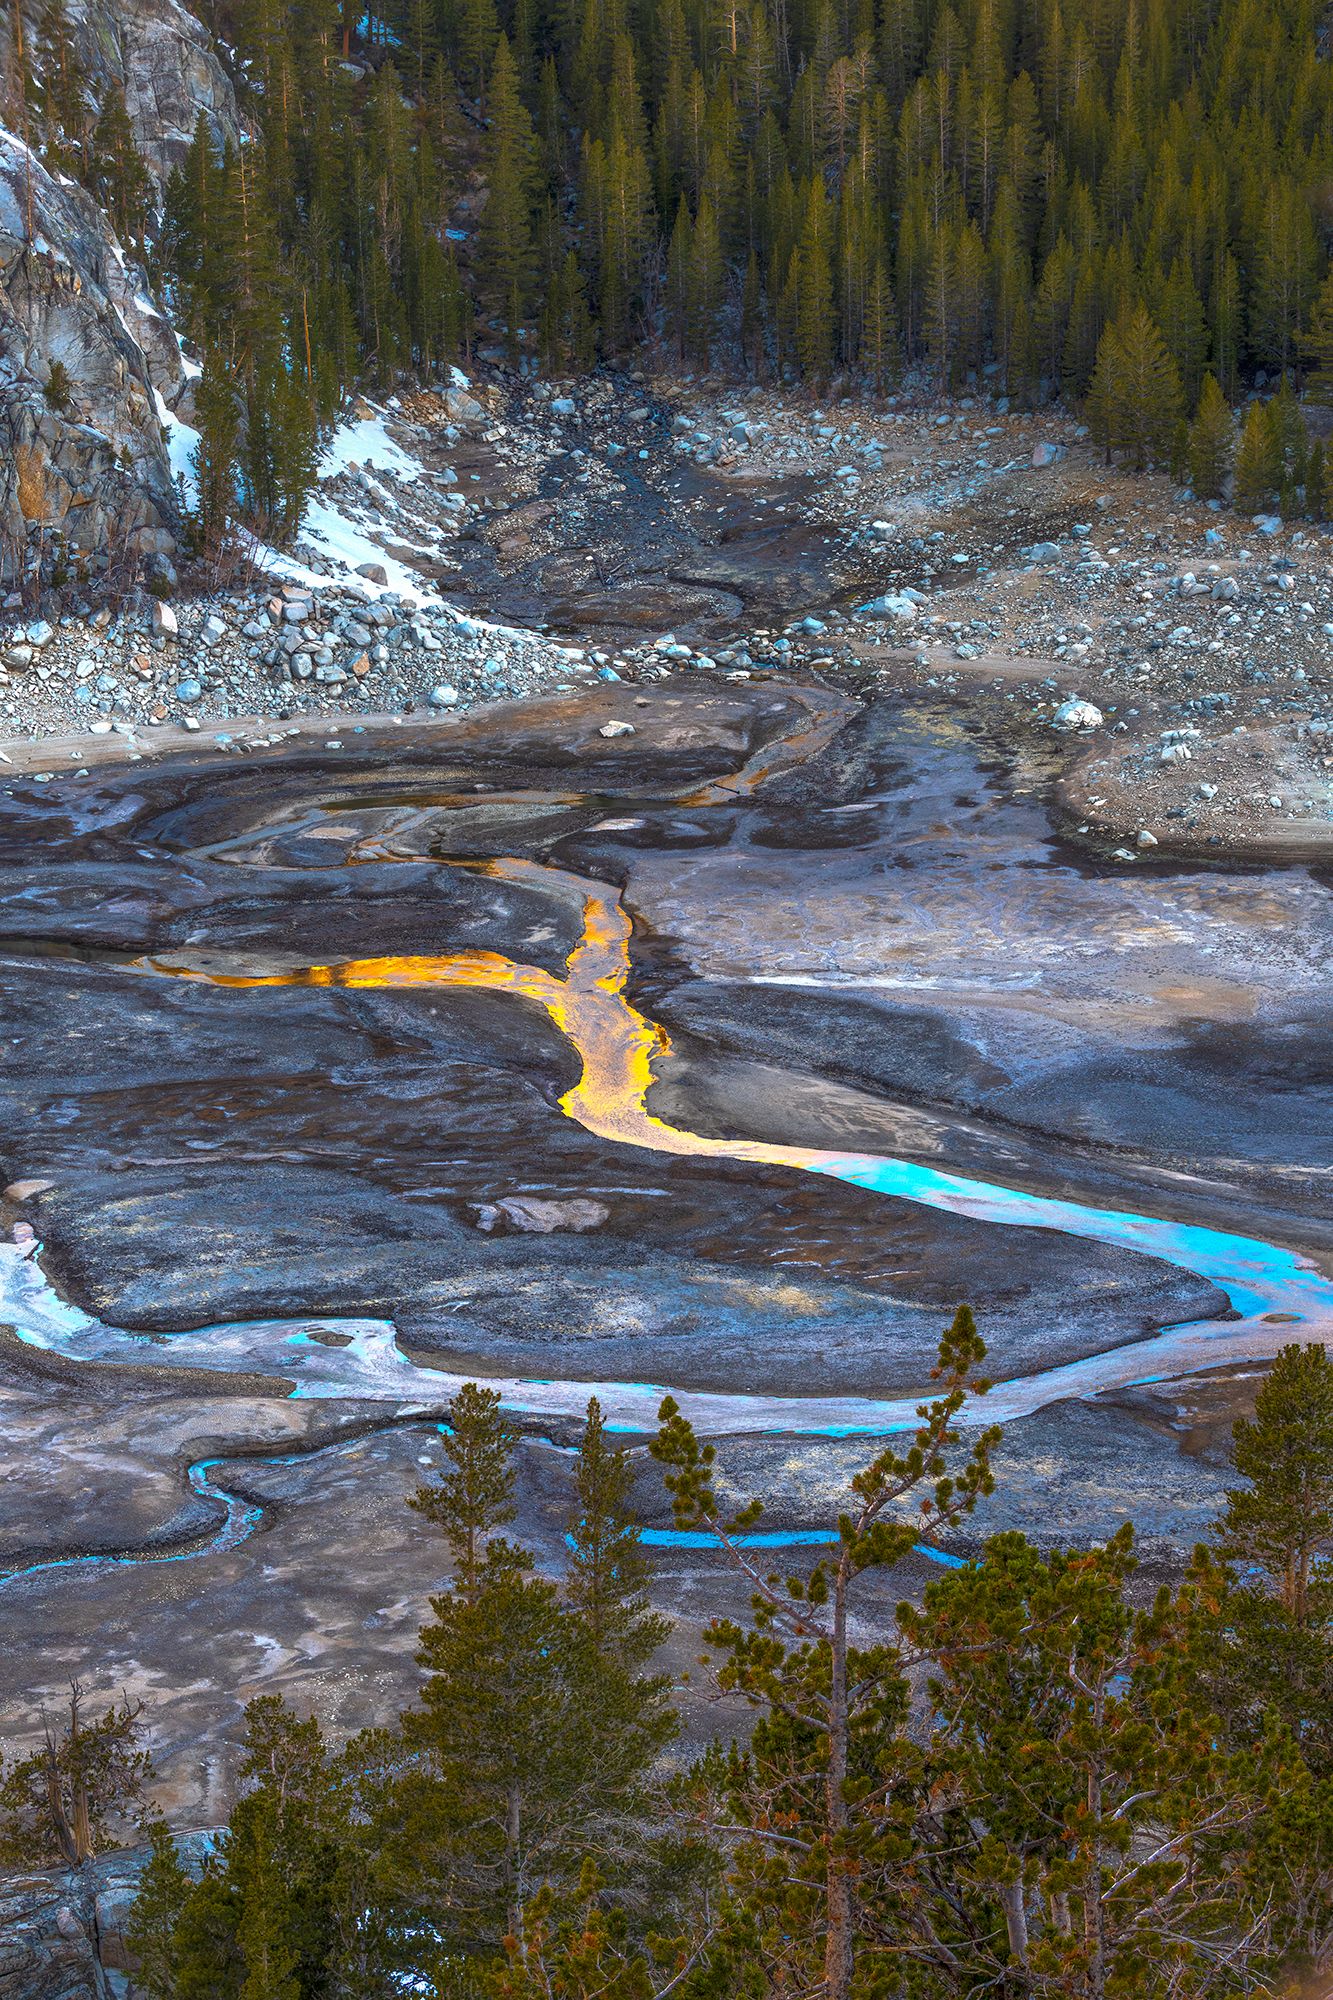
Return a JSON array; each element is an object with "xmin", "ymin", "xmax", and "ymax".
[
  {"xmin": 235, "ymin": 1807, "xmax": 302, "ymax": 2000},
  {"xmin": 410, "ymin": 1381, "xmax": 518, "ymax": 1601},
  {"xmin": 1268, "ymin": 373, "xmax": 1309, "ymax": 509},
  {"xmin": 191, "ymin": 347, "xmax": 241, "ymax": 560},
  {"xmin": 32, "ymin": 0, "xmax": 90, "ymax": 175},
  {"xmin": 1307, "ymin": 437, "xmax": 1327, "ymax": 520},
  {"xmin": 651, "ymin": 1308, "xmax": 997, "ymax": 2000},
  {"xmin": 893, "ymin": 1528, "xmax": 1294, "ymax": 1995},
  {"xmin": 0, "ymin": 1685, "xmax": 151, "ymax": 1869},
  {"xmin": 1220, "ymin": 1344, "xmax": 1333, "ymax": 1627},
  {"xmin": 1159, "ymin": 254, "xmax": 1209, "ymax": 406},
  {"xmin": 1187, "ymin": 373, "xmax": 1235, "ymax": 499},
  {"xmin": 686, "ymin": 190, "xmax": 724, "ymax": 364},
  {"xmin": 124, "ymin": 1820, "xmax": 194, "ymax": 1999},
  {"xmin": 88, "ymin": 87, "xmax": 151, "ymax": 246},
  {"xmin": 385, "ymin": 1491, "xmax": 679, "ymax": 1958},
  {"xmin": 862, "ymin": 257, "xmax": 899, "ymax": 388},
  {"xmin": 1301, "ymin": 264, "xmax": 1333, "ymax": 404},
  {"xmin": 460, "ymin": 0, "xmax": 501, "ymax": 98},
  {"xmin": 1087, "ymin": 304, "xmax": 1183, "ymax": 471},
  {"xmin": 1233, "ymin": 398, "xmax": 1281, "ymax": 513},
  {"xmin": 665, "ymin": 193, "xmax": 692, "ymax": 357},
  {"xmin": 567, "ymin": 1396, "xmax": 672, "ymax": 1671},
  {"xmin": 478, "ymin": 35, "xmax": 538, "ymax": 341}
]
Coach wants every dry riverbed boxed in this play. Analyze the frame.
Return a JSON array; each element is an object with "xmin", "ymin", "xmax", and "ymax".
[{"xmin": 1, "ymin": 370, "xmax": 1328, "ymax": 860}]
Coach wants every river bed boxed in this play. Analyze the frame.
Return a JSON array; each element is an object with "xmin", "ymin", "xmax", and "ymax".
[{"xmin": 1, "ymin": 673, "xmax": 1329, "ymax": 1801}]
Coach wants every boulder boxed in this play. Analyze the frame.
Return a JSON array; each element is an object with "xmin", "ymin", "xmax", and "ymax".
[
  {"xmin": 1052, "ymin": 698, "xmax": 1104, "ymax": 732},
  {"xmin": 1031, "ymin": 440, "xmax": 1065, "ymax": 467},
  {"xmin": 856, "ymin": 592, "xmax": 918, "ymax": 625}
]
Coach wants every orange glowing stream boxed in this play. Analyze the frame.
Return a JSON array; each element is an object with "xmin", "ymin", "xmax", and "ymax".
[
  {"xmin": 136, "ymin": 850, "xmax": 1333, "ymax": 1355},
  {"xmin": 143, "ymin": 857, "xmax": 754, "ymax": 1164}
]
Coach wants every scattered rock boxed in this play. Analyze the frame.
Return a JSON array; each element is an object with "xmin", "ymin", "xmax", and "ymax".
[
  {"xmin": 1053, "ymin": 699, "xmax": 1104, "ymax": 732},
  {"xmin": 3, "ymin": 1179, "xmax": 55, "ymax": 1201}
]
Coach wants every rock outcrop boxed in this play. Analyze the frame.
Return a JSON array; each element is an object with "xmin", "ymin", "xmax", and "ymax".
[
  {"xmin": 0, "ymin": 1836, "xmax": 216, "ymax": 1999},
  {"xmin": 0, "ymin": 127, "xmax": 179, "ymax": 585},
  {"xmin": 20, "ymin": 0, "xmax": 241, "ymax": 181}
]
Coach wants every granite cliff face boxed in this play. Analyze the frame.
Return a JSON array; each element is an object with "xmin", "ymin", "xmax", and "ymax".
[
  {"xmin": 20, "ymin": 0, "xmax": 241, "ymax": 179},
  {"xmin": 0, "ymin": 0, "xmax": 241, "ymax": 588},
  {"xmin": 0, "ymin": 130, "xmax": 179, "ymax": 584}
]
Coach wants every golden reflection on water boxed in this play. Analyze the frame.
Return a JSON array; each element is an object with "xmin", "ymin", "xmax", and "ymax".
[{"xmin": 139, "ymin": 854, "xmax": 817, "ymax": 1173}]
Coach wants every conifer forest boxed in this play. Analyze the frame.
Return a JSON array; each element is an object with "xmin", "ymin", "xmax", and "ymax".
[{"xmin": 1, "ymin": 0, "xmax": 1333, "ymax": 1991}]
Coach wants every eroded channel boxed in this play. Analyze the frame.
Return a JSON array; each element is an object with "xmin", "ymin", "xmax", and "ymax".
[{"xmin": 3, "ymin": 677, "xmax": 1331, "ymax": 1467}]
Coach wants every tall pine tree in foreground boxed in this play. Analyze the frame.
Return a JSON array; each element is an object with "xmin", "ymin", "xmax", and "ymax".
[
  {"xmin": 409, "ymin": 1379, "xmax": 518, "ymax": 1600},
  {"xmin": 568, "ymin": 1394, "xmax": 672, "ymax": 1672},
  {"xmin": 651, "ymin": 1305, "xmax": 999, "ymax": 2000},
  {"xmin": 382, "ymin": 1386, "xmax": 680, "ymax": 1972}
]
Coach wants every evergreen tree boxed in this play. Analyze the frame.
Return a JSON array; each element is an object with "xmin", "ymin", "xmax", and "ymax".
[
  {"xmin": 31, "ymin": 0, "xmax": 90, "ymax": 174},
  {"xmin": 1302, "ymin": 265, "xmax": 1333, "ymax": 404},
  {"xmin": 862, "ymin": 257, "xmax": 898, "ymax": 388},
  {"xmin": 235, "ymin": 1806, "xmax": 302, "ymax": 2000},
  {"xmin": 0, "ymin": 1684, "xmax": 151, "ymax": 1868},
  {"xmin": 651, "ymin": 1307, "xmax": 998, "ymax": 2000},
  {"xmin": 686, "ymin": 190, "xmax": 725, "ymax": 364},
  {"xmin": 190, "ymin": 348, "xmax": 242, "ymax": 560},
  {"xmin": 1220, "ymin": 1343, "xmax": 1333, "ymax": 1627},
  {"xmin": 478, "ymin": 35, "xmax": 538, "ymax": 341},
  {"xmin": 87, "ymin": 87, "xmax": 151, "ymax": 245},
  {"xmin": 1268, "ymin": 373, "xmax": 1309, "ymax": 509},
  {"xmin": 123, "ymin": 1820, "xmax": 194, "ymax": 2000},
  {"xmin": 1233, "ymin": 398, "xmax": 1281, "ymax": 512},
  {"xmin": 384, "ymin": 1424, "xmax": 680, "ymax": 1965},
  {"xmin": 1087, "ymin": 304, "xmax": 1183, "ymax": 471},
  {"xmin": 409, "ymin": 1381, "xmax": 518, "ymax": 1600},
  {"xmin": 567, "ymin": 1396, "xmax": 672, "ymax": 1672},
  {"xmin": 1187, "ymin": 373, "xmax": 1235, "ymax": 499},
  {"xmin": 892, "ymin": 1529, "xmax": 1297, "ymax": 1996}
]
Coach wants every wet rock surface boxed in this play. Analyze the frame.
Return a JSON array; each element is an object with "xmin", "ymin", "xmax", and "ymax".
[{"xmin": 0, "ymin": 673, "xmax": 1328, "ymax": 1820}]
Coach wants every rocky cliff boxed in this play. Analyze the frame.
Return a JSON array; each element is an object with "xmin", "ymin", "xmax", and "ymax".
[
  {"xmin": 19, "ymin": 0, "xmax": 240, "ymax": 180},
  {"xmin": 0, "ymin": 0, "xmax": 242, "ymax": 590},
  {"xmin": 0, "ymin": 128, "xmax": 180, "ymax": 586}
]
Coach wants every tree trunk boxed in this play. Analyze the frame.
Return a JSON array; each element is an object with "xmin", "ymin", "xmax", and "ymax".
[
  {"xmin": 69, "ymin": 1691, "xmax": 92, "ymax": 1866},
  {"xmin": 1082, "ymin": 1687, "xmax": 1107, "ymax": 2000},
  {"xmin": 823, "ymin": 1557, "xmax": 854, "ymax": 2000},
  {"xmin": 506, "ymin": 1785, "xmax": 524, "ymax": 1956},
  {"xmin": 998, "ymin": 1878, "xmax": 1029, "ymax": 1963}
]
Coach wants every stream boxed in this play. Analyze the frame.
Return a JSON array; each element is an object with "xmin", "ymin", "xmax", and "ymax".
[{"xmin": 2, "ymin": 679, "xmax": 1331, "ymax": 1588}]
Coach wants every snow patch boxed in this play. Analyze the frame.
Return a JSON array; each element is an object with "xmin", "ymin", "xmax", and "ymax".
[
  {"xmin": 319, "ymin": 410, "xmax": 423, "ymax": 484},
  {"xmin": 154, "ymin": 388, "xmax": 200, "ymax": 503}
]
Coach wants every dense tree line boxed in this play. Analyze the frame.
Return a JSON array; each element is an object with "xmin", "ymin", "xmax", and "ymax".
[
  {"xmin": 9, "ymin": 0, "xmax": 1333, "ymax": 503},
  {"xmin": 4, "ymin": 1322, "xmax": 1332, "ymax": 1996},
  {"xmin": 181, "ymin": 0, "xmax": 1333, "ymax": 406}
]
